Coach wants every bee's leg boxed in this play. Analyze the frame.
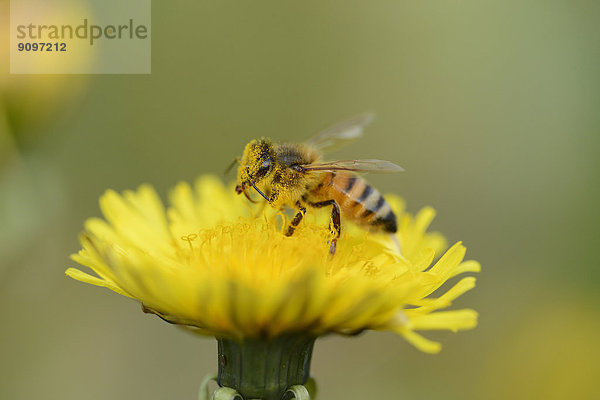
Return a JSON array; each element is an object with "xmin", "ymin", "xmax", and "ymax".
[
  {"xmin": 309, "ymin": 199, "xmax": 341, "ymax": 255},
  {"xmin": 267, "ymin": 188, "xmax": 279, "ymax": 206},
  {"xmin": 285, "ymin": 202, "xmax": 307, "ymax": 237}
]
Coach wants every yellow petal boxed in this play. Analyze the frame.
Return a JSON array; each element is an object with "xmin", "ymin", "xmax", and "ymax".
[
  {"xmin": 408, "ymin": 309, "xmax": 478, "ymax": 332},
  {"xmin": 413, "ymin": 277, "xmax": 477, "ymax": 313},
  {"xmin": 398, "ymin": 328, "xmax": 442, "ymax": 354},
  {"xmin": 65, "ymin": 267, "xmax": 134, "ymax": 298}
]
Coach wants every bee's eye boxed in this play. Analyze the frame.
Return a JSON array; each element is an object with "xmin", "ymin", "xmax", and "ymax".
[
  {"xmin": 255, "ymin": 158, "xmax": 272, "ymax": 179},
  {"xmin": 260, "ymin": 159, "xmax": 272, "ymax": 170}
]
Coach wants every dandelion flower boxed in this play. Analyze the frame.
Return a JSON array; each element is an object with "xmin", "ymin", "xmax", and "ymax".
[{"xmin": 67, "ymin": 175, "xmax": 480, "ymax": 399}]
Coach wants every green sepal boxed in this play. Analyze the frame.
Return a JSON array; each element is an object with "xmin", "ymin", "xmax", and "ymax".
[
  {"xmin": 211, "ymin": 387, "xmax": 244, "ymax": 400},
  {"xmin": 282, "ymin": 385, "xmax": 310, "ymax": 400},
  {"xmin": 199, "ymin": 374, "xmax": 218, "ymax": 400}
]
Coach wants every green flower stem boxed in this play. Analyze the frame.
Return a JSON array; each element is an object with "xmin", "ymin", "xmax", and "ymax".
[{"xmin": 216, "ymin": 334, "xmax": 316, "ymax": 400}]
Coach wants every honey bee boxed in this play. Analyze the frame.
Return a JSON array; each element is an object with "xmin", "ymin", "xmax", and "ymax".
[{"xmin": 234, "ymin": 114, "xmax": 403, "ymax": 255}]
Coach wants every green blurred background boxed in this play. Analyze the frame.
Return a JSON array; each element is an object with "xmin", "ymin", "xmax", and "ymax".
[{"xmin": 2, "ymin": 0, "xmax": 599, "ymax": 399}]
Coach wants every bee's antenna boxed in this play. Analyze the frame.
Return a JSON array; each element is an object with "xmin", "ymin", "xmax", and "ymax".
[
  {"xmin": 249, "ymin": 181, "xmax": 270, "ymax": 203},
  {"xmin": 224, "ymin": 157, "xmax": 240, "ymax": 175}
]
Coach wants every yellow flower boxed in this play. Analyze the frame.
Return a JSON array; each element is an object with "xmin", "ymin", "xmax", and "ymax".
[{"xmin": 66, "ymin": 175, "xmax": 480, "ymax": 354}]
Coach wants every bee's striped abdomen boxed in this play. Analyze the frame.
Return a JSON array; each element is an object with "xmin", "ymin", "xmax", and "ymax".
[{"xmin": 312, "ymin": 172, "xmax": 397, "ymax": 233}]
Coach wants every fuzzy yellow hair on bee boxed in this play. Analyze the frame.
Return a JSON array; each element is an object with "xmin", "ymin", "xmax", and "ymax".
[{"xmin": 235, "ymin": 114, "xmax": 404, "ymax": 255}]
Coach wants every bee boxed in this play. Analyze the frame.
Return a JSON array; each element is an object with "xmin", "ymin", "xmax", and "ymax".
[{"xmin": 234, "ymin": 114, "xmax": 403, "ymax": 255}]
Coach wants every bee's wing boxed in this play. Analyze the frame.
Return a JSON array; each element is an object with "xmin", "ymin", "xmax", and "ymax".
[
  {"xmin": 302, "ymin": 159, "xmax": 404, "ymax": 173},
  {"xmin": 304, "ymin": 113, "xmax": 375, "ymax": 153}
]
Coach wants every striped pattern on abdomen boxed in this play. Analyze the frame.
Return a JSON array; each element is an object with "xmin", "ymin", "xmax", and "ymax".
[{"xmin": 309, "ymin": 172, "xmax": 397, "ymax": 233}]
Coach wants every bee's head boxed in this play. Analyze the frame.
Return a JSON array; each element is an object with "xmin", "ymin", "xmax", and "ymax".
[{"xmin": 235, "ymin": 139, "xmax": 275, "ymax": 201}]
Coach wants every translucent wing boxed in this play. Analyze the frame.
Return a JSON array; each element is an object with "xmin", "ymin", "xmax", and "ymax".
[
  {"xmin": 302, "ymin": 159, "xmax": 404, "ymax": 173},
  {"xmin": 304, "ymin": 113, "xmax": 375, "ymax": 153}
]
